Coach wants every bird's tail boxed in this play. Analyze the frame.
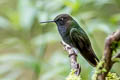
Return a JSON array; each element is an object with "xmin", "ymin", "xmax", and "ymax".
[{"xmin": 80, "ymin": 47, "xmax": 99, "ymax": 67}]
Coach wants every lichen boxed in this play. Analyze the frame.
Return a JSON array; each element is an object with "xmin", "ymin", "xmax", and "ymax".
[
  {"xmin": 106, "ymin": 72, "xmax": 120, "ymax": 80},
  {"xmin": 66, "ymin": 69, "xmax": 81, "ymax": 80},
  {"xmin": 92, "ymin": 60, "xmax": 106, "ymax": 80},
  {"xmin": 112, "ymin": 58, "xmax": 120, "ymax": 62},
  {"xmin": 92, "ymin": 61, "xmax": 120, "ymax": 80},
  {"xmin": 111, "ymin": 41, "xmax": 120, "ymax": 54},
  {"xmin": 66, "ymin": 61, "xmax": 120, "ymax": 80}
]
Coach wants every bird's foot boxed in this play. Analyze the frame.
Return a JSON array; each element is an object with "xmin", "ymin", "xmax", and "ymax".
[{"xmin": 60, "ymin": 41, "xmax": 71, "ymax": 51}]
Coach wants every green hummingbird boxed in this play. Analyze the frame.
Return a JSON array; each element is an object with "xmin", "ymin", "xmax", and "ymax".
[{"xmin": 41, "ymin": 14, "xmax": 99, "ymax": 67}]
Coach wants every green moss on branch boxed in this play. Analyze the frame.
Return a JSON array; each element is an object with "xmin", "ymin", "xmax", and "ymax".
[{"xmin": 66, "ymin": 69, "xmax": 81, "ymax": 80}]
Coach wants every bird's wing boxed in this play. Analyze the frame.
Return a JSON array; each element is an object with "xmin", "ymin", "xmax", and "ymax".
[{"xmin": 70, "ymin": 28, "xmax": 99, "ymax": 67}]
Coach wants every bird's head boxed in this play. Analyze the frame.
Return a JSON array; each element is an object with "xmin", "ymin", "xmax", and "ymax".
[
  {"xmin": 54, "ymin": 14, "xmax": 72, "ymax": 26},
  {"xmin": 40, "ymin": 14, "xmax": 73, "ymax": 27}
]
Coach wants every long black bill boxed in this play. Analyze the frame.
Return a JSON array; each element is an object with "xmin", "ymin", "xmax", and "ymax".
[{"xmin": 40, "ymin": 20, "xmax": 55, "ymax": 23}]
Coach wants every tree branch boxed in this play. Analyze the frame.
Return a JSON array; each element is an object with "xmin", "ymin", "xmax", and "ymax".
[
  {"xmin": 61, "ymin": 41, "xmax": 81, "ymax": 76},
  {"xmin": 96, "ymin": 29, "xmax": 120, "ymax": 80}
]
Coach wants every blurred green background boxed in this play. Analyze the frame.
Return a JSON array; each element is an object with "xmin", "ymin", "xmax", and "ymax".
[{"xmin": 0, "ymin": 0, "xmax": 120, "ymax": 80}]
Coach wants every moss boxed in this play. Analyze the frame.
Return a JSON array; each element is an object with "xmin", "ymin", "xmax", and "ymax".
[
  {"xmin": 92, "ymin": 61, "xmax": 120, "ymax": 80},
  {"xmin": 92, "ymin": 60, "xmax": 106, "ymax": 80},
  {"xmin": 106, "ymin": 72, "xmax": 120, "ymax": 80},
  {"xmin": 112, "ymin": 58, "xmax": 120, "ymax": 62},
  {"xmin": 111, "ymin": 41, "xmax": 120, "ymax": 52},
  {"xmin": 96, "ymin": 60, "xmax": 106, "ymax": 73},
  {"xmin": 66, "ymin": 61, "xmax": 120, "ymax": 80},
  {"xmin": 66, "ymin": 69, "xmax": 81, "ymax": 80},
  {"xmin": 111, "ymin": 41, "xmax": 120, "ymax": 54}
]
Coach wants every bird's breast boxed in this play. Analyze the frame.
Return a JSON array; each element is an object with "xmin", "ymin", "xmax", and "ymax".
[
  {"xmin": 58, "ymin": 26, "xmax": 66, "ymax": 37},
  {"xmin": 57, "ymin": 26, "xmax": 72, "ymax": 45}
]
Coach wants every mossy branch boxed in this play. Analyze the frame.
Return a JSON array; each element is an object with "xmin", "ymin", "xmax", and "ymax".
[
  {"xmin": 61, "ymin": 41, "xmax": 81, "ymax": 76},
  {"xmin": 66, "ymin": 69, "xmax": 81, "ymax": 80},
  {"xmin": 93, "ymin": 29, "xmax": 120, "ymax": 80}
]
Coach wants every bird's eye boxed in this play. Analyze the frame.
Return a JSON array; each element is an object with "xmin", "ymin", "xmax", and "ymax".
[
  {"xmin": 61, "ymin": 18, "xmax": 64, "ymax": 21},
  {"xmin": 58, "ymin": 18, "xmax": 63, "ymax": 21},
  {"xmin": 58, "ymin": 18, "xmax": 64, "ymax": 25}
]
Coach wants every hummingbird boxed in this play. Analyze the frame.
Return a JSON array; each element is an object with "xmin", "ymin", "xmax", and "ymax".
[{"xmin": 40, "ymin": 14, "xmax": 99, "ymax": 67}]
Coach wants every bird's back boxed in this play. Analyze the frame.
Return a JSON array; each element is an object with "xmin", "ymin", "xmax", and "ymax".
[{"xmin": 69, "ymin": 26, "xmax": 99, "ymax": 67}]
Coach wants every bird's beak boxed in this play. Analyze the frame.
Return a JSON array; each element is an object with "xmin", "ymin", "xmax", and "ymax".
[{"xmin": 40, "ymin": 20, "xmax": 55, "ymax": 23}]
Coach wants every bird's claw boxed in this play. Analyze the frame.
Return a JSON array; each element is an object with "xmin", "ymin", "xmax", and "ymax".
[{"xmin": 60, "ymin": 41, "xmax": 71, "ymax": 51}]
